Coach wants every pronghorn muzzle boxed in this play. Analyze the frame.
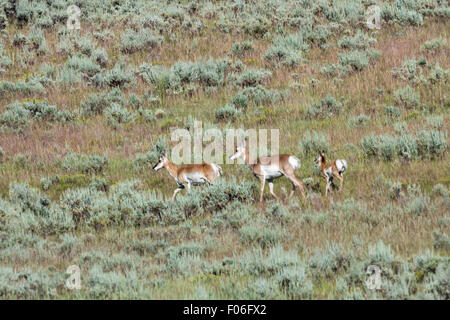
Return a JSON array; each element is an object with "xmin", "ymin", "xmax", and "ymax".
[{"xmin": 153, "ymin": 161, "xmax": 163, "ymax": 171}]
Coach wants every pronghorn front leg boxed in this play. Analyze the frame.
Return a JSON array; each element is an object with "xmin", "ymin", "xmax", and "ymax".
[
  {"xmin": 292, "ymin": 176, "xmax": 306, "ymax": 199},
  {"xmin": 325, "ymin": 176, "xmax": 332, "ymax": 196},
  {"xmin": 289, "ymin": 184, "xmax": 295, "ymax": 199},
  {"xmin": 321, "ymin": 173, "xmax": 329, "ymax": 197},
  {"xmin": 172, "ymin": 187, "xmax": 184, "ymax": 200},
  {"xmin": 268, "ymin": 179, "xmax": 280, "ymax": 201},
  {"xmin": 259, "ymin": 176, "xmax": 266, "ymax": 202},
  {"xmin": 337, "ymin": 173, "xmax": 344, "ymax": 192}
]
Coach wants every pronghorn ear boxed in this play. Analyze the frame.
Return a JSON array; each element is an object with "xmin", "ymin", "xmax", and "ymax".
[{"xmin": 163, "ymin": 151, "xmax": 168, "ymax": 158}]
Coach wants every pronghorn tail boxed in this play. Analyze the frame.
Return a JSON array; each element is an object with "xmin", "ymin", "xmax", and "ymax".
[
  {"xmin": 336, "ymin": 159, "xmax": 348, "ymax": 173},
  {"xmin": 211, "ymin": 163, "xmax": 223, "ymax": 176},
  {"xmin": 289, "ymin": 156, "xmax": 301, "ymax": 171}
]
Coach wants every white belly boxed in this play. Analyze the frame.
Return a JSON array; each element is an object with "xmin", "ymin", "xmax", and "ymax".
[
  {"xmin": 183, "ymin": 172, "xmax": 207, "ymax": 184},
  {"xmin": 261, "ymin": 165, "xmax": 283, "ymax": 180}
]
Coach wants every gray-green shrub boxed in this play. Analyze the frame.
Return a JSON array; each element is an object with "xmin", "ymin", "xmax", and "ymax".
[
  {"xmin": 416, "ymin": 130, "xmax": 447, "ymax": 158},
  {"xmin": 299, "ymin": 130, "xmax": 329, "ymax": 156},
  {"xmin": 384, "ymin": 105, "xmax": 401, "ymax": 120},
  {"xmin": 81, "ymin": 89, "xmax": 127, "ymax": 116},
  {"xmin": 231, "ymin": 40, "xmax": 253, "ymax": 56},
  {"xmin": 306, "ymin": 94, "xmax": 342, "ymax": 119},
  {"xmin": 361, "ymin": 130, "xmax": 446, "ymax": 160},
  {"xmin": 422, "ymin": 37, "xmax": 447, "ymax": 51},
  {"xmin": 338, "ymin": 50, "xmax": 380, "ymax": 72},
  {"xmin": 105, "ymin": 104, "xmax": 136, "ymax": 128},
  {"xmin": 120, "ymin": 28, "xmax": 162, "ymax": 54},
  {"xmin": 233, "ymin": 69, "xmax": 271, "ymax": 87},
  {"xmin": 215, "ymin": 104, "xmax": 242, "ymax": 122},
  {"xmin": 348, "ymin": 114, "xmax": 370, "ymax": 127},
  {"xmin": 394, "ymin": 85, "xmax": 420, "ymax": 109},
  {"xmin": 265, "ymin": 32, "xmax": 309, "ymax": 67},
  {"xmin": 338, "ymin": 31, "xmax": 376, "ymax": 50},
  {"xmin": 239, "ymin": 225, "xmax": 281, "ymax": 248},
  {"xmin": 62, "ymin": 153, "xmax": 108, "ymax": 174},
  {"xmin": 231, "ymin": 85, "xmax": 281, "ymax": 108}
]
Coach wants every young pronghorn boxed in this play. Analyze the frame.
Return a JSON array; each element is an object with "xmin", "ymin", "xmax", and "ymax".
[
  {"xmin": 153, "ymin": 152, "xmax": 222, "ymax": 200},
  {"xmin": 314, "ymin": 151, "xmax": 348, "ymax": 196},
  {"xmin": 229, "ymin": 141, "xmax": 306, "ymax": 202}
]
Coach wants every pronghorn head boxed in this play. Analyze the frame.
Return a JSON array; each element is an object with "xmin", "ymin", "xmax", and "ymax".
[
  {"xmin": 314, "ymin": 150, "xmax": 326, "ymax": 166},
  {"xmin": 229, "ymin": 140, "xmax": 246, "ymax": 161},
  {"xmin": 153, "ymin": 152, "xmax": 168, "ymax": 171}
]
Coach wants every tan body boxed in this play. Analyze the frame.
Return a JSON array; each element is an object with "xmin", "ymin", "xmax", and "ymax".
[
  {"xmin": 314, "ymin": 151, "xmax": 348, "ymax": 196},
  {"xmin": 153, "ymin": 153, "xmax": 222, "ymax": 200},
  {"xmin": 230, "ymin": 144, "xmax": 306, "ymax": 202}
]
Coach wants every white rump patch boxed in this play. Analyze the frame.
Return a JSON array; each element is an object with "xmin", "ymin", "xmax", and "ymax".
[
  {"xmin": 288, "ymin": 156, "xmax": 301, "ymax": 170},
  {"xmin": 211, "ymin": 163, "xmax": 222, "ymax": 176},
  {"xmin": 336, "ymin": 159, "xmax": 348, "ymax": 172}
]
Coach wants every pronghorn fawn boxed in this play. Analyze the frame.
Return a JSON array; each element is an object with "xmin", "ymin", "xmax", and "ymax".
[
  {"xmin": 229, "ymin": 141, "xmax": 306, "ymax": 202},
  {"xmin": 314, "ymin": 151, "xmax": 348, "ymax": 196},
  {"xmin": 153, "ymin": 152, "xmax": 222, "ymax": 200}
]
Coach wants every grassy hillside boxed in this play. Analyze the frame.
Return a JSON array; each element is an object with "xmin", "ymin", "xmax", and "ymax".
[{"xmin": 0, "ymin": 0, "xmax": 448, "ymax": 299}]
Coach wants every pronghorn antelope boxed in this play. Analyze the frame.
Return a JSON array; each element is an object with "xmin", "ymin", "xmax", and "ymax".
[
  {"xmin": 229, "ymin": 141, "xmax": 306, "ymax": 202},
  {"xmin": 153, "ymin": 152, "xmax": 222, "ymax": 200},
  {"xmin": 314, "ymin": 151, "xmax": 348, "ymax": 196}
]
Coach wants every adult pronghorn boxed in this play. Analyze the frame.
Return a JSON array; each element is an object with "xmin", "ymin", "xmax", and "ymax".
[
  {"xmin": 153, "ymin": 152, "xmax": 222, "ymax": 200},
  {"xmin": 314, "ymin": 151, "xmax": 348, "ymax": 196},
  {"xmin": 229, "ymin": 141, "xmax": 306, "ymax": 202}
]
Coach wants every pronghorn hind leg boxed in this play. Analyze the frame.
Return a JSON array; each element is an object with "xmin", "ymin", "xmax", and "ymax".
[
  {"xmin": 331, "ymin": 171, "xmax": 343, "ymax": 192},
  {"xmin": 204, "ymin": 172, "xmax": 216, "ymax": 185},
  {"xmin": 289, "ymin": 181, "xmax": 296, "ymax": 199},
  {"xmin": 268, "ymin": 179, "xmax": 280, "ymax": 201},
  {"xmin": 203, "ymin": 176, "xmax": 213, "ymax": 185},
  {"xmin": 295, "ymin": 177, "xmax": 306, "ymax": 199},
  {"xmin": 284, "ymin": 170, "xmax": 306, "ymax": 200}
]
